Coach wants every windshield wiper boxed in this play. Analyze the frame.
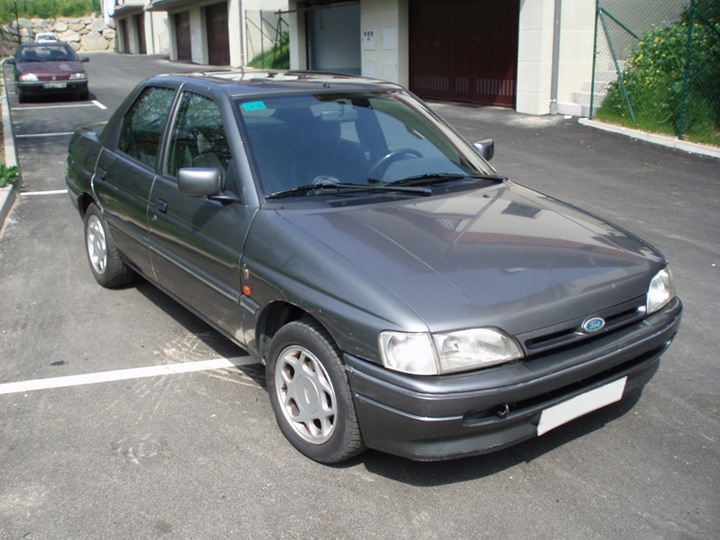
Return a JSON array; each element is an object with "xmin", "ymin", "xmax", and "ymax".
[
  {"xmin": 266, "ymin": 182, "xmax": 432, "ymax": 200},
  {"xmin": 386, "ymin": 173, "xmax": 506, "ymax": 187}
]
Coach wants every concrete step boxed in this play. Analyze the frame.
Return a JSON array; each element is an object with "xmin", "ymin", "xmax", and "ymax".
[
  {"xmin": 557, "ymin": 102, "xmax": 592, "ymax": 117},
  {"xmin": 583, "ymin": 80, "xmax": 611, "ymax": 93},
  {"xmin": 594, "ymin": 70, "xmax": 618, "ymax": 83}
]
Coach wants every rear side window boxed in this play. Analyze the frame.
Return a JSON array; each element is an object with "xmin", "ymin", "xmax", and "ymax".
[{"xmin": 119, "ymin": 86, "xmax": 175, "ymax": 168}]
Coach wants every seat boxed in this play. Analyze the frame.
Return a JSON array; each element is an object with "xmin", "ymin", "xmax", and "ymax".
[{"xmin": 291, "ymin": 120, "xmax": 369, "ymax": 187}]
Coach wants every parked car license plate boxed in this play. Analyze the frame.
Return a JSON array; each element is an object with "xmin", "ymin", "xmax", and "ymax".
[
  {"xmin": 44, "ymin": 82, "xmax": 67, "ymax": 89},
  {"xmin": 537, "ymin": 377, "xmax": 627, "ymax": 436}
]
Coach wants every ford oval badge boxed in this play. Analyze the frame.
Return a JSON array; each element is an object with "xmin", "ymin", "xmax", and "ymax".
[{"xmin": 582, "ymin": 317, "xmax": 606, "ymax": 333}]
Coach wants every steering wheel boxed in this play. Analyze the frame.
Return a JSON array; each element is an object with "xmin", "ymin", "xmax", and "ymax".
[
  {"xmin": 368, "ymin": 148, "xmax": 422, "ymax": 180},
  {"xmin": 312, "ymin": 175, "xmax": 341, "ymax": 185}
]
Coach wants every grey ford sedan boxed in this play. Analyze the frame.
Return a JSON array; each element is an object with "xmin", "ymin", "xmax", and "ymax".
[{"xmin": 66, "ymin": 71, "xmax": 681, "ymax": 463}]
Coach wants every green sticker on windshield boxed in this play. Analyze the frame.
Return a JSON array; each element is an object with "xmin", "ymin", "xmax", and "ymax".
[{"xmin": 243, "ymin": 101, "xmax": 267, "ymax": 111}]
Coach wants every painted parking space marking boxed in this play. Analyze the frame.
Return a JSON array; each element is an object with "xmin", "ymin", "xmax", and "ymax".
[
  {"xmin": 13, "ymin": 101, "xmax": 106, "ymax": 111},
  {"xmin": 21, "ymin": 189, "xmax": 68, "ymax": 196},
  {"xmin": 16, "ymin": 132, "xmax": 74, "ymax": 139},
  {"xmin": 0, "ymin": 357, "xmax": 259, "ymax": 396}
]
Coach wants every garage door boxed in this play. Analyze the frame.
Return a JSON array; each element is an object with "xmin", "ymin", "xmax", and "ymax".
[
  {"xmin": 409, "ymin": 0, "xmax": 519, "ymax": 107},
  {"xmin": 206, "ymin": 2, "xmax": 230, "ymax": 66},
  {"xmin": 134, "ymin": 14, "xmax": 147, "ymax": 55},
  {"xmin": 175, "ymin": 11, "xmax": 191, "ymax": 62}
]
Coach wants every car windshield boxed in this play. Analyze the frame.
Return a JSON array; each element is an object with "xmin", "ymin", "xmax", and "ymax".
[
  {"xmin": 235, "ymin": 91, "xmax": 495, "ymax": 197},
  {"xmin": 19, "ymin": 44, "xmax": 76, "ymax": 62}
]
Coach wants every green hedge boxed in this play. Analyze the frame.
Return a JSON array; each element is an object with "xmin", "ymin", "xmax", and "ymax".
[
  {"xmin": 597, "ymin": 0, "xmax": 720, "ymax": 146},
  {"xmin": 0, "ymin": 0, "xmax": 97, "ymax": 25}
]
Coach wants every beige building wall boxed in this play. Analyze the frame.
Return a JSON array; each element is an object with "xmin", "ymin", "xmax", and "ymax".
[
  {"xmin": 359, "ymin": 0, "xmax": 408, "ymax": 86},
  {"xmin": 516, "ymin": 0, "xmax": 595, "ymax": 115}
]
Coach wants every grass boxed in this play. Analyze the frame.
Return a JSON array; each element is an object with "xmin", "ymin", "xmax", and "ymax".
[{"xmin": 247, "ymin": 34, "xmax": 289, "ymax": 70}]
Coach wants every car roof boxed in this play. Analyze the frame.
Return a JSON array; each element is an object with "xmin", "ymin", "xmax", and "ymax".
[
  {"xmin": 19, "ymin": 42, "xmax": 72, "ymax": 50},
  {"xmin": 145, "ymin": 70, "xmax": 406, "ymax": 97}
]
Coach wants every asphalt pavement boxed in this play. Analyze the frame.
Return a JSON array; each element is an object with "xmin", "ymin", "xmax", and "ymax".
[{"xmin": 1, "ymin": 53, "xmax": 718, "ymax": 539}]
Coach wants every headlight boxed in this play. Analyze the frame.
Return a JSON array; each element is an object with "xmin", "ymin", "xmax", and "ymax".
[
  {"xmin": 69, "ymin": 73, "xmax": 87, "ymax": 81},
  {"xmin": 380, "ymin": 327, "xmax": 523, "ymax": 375},
  {"xmin": 20, "ymin": 73, "xmax": 39, "ymax": 82},
  {"xmin": 646, "ymin": 266, "xmax": 676, "ymax": 315}
]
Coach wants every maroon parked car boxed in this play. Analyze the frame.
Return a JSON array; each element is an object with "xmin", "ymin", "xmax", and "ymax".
[{"xmin": 8, "ymin": 42, "xmax": 89, "ymax": 102}]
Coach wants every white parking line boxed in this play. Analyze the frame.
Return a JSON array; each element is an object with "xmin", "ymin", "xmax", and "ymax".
[
  {"xmin": 0, "ymin": 357, "xmax": 259, "ymax": 396},
  {"xmin": 13, "ymin": 101, "xmax": 107, "ymax": 111},
  {"xmin": 21, "ymin": 189, "xmax": 68, "ymax": 196},
  {"xmin": 16, "ymin": 132, "xmax": 74, "ymax": 139}
]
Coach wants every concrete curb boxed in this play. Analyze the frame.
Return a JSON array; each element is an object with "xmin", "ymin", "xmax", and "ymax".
[
  {"xmin": 1, "ymin": 59, "xmax": 19, "ymax": 228},
  {"xmin": 578, "ymin": 118, "xmax": 720, "ymax": 160}
]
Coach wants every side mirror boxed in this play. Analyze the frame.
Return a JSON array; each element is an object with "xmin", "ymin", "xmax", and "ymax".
[
  {"xmin": 473, "ymin": 139, "xmax": 495, "ymax": 161},
  {"xmin": 81, "ymin": 57, "xmax": 89, "ymax": 62},
  {"xmin": 178, "ymin": 167, "xmax": 223, "ymax": 197},
  {"xmin": 6, "ymin": 58, "xmax": 15, "ymax": 65}
]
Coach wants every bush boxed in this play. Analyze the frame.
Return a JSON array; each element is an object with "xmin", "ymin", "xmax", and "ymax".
[
  {"xmin": 597, "ymin": 0, "xmax": 720, "ymax": 146},
  {"xmin": 0, "ymin": 162, "xmax": 19, "ymax": 188}
]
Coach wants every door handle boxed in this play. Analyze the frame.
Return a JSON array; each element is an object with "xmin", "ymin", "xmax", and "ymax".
[
  {"xmin": 96, "ymin": 168, "xmax": 107, "ymax": 180},
  {"xmin": 155, "ymin": 199, "xmax": 168, "ymax": 213}
]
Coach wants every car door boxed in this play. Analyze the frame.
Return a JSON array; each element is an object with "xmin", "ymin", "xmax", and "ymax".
[
  {"xmin": 148, "ymin": 90, "xmax": 255, "ymax": 338},
  {"xmin": 94, "ymin": 85, "xmax": 177, "ymax": 278}
]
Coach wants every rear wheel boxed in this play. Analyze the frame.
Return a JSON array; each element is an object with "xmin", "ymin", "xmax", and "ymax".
[
  {"xmin": 267, "ymin": 318, "xmax": 365, "ymax": 463},
  {"xmin": 84, "ymin": 204, "xmax": 134, "ymax": 288}
]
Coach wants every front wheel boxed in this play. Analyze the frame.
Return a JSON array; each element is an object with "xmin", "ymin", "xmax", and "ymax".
[
  {"xmin": 84, "ymin": 203, "xmax": 134, "ymax": 288},
  {"xmin": 266, "ymin": 318, "xmax": 365, "ymax": 463}
]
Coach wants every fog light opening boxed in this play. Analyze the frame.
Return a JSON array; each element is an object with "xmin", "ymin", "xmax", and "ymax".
[{"xmin": 494, "ymin": 403, "xmax": 510, "ymax": 418}]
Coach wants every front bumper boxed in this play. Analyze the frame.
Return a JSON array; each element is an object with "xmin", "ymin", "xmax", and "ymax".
[
  {"xmin": 345, "ymin": 298, "xmax": 682, "ymax": 461},
  {"xmin": 17, "ymin": 80, "xmax": 87, "ymax": 94}
]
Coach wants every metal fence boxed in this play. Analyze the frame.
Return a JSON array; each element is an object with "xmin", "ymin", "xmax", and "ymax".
[
  {"xmin": 244, "ymin": 10, "xmax": 289, "ymax": 69},
  {"xmin": 591, "ymin": 0, "xmax": 720, "ymax": 146}
]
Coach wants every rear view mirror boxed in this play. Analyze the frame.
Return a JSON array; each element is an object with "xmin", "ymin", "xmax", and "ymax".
[{"xmin": 474, "ymin": 139, "xmax": 495, "ymax": 161}]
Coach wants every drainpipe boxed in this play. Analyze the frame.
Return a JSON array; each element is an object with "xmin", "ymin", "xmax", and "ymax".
[{"xmin": 549, "ymin": 0, "xmax": 562, "ymax": 115}]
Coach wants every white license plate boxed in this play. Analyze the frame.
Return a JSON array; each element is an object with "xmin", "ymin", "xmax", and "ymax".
[
  {"xmin": 44, "ymin": 82, "xmax": 67, "ymax": 89},
  {"xmin": 537, "ymin": 377, "xmax": 627, "ymax": 436}
]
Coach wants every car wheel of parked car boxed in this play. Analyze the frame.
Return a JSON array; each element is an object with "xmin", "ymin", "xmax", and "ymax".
[
  {"xmin": 84, "ymin": 204, "xmax": 134, "ymax": 288},
  {"xmin": 16, "ymin": 87, "xmax": 26, "ymax": 104},
  {"xmin": 77, "ymin": 88, "xmax": 89, "ymax": 101},
  {"xmin": 267, "ymin": 318, "xmax": 365, "ymax": 463}
]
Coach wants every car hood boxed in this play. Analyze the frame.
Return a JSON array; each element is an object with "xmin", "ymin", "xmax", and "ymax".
[
  {"xmin": 16, "ymin": 60, "xmax": 84, "ymax": 75},
  {"xmin": 278, "ymin": 182, "xmax": 665, "ymax": 334}
]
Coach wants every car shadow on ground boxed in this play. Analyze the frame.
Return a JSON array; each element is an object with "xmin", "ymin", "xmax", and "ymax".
[
  {"xmin": 133, "ymin": 278, "xmax": 256, "ymax": 359},
  {"xmin": 349, "ymin": 392, "xmax": 643, "ymax": 485}
]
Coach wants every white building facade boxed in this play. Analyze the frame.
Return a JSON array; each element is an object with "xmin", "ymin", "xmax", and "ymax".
[{"xmin": 109, "ymin": 0, "xmax": 597, "ymax": 116}]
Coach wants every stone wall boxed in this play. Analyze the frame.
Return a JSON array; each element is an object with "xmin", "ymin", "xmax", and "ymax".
[{"xmin": 1, "ymin": 17, "xmax": 115, "ymax": 57}]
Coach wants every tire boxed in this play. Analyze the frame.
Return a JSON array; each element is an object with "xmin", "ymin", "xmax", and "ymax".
[
  {"xmin": 266, "ymin": 318, "xmax": 365, "ymax": 463},
  {"xmin": 77, "ymin": 88, "xmax": 89, "ymax": 101},
  {"xmin": 83, "ymin": 204, "xmax": 134, "ymax": 288},
  {"xmin": 17, "ymin": 87, "xmax": 26, "ymax": 104}
]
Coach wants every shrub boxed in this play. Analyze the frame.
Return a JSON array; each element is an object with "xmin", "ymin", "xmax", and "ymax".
[
  {"xmin": 596, "ymin": 0, "xmax": 720, "ymax": 146},
  {"xmin": 0, "ymin": 0, "xmax": 96, "ymax": 25}
]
